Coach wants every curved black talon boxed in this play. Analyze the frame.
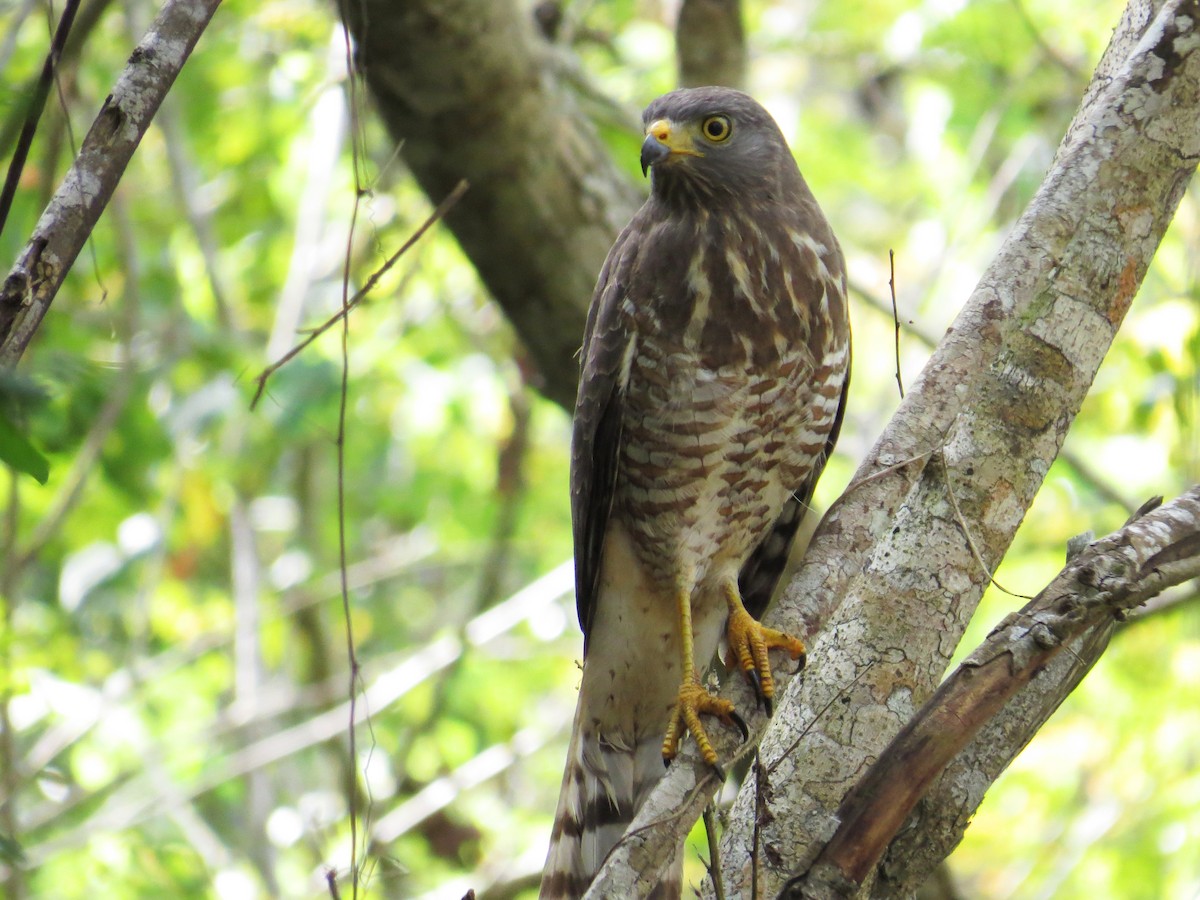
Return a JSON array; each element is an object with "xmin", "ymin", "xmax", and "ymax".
[
  {"xmin": 710, "ymin": 761, "xmax": 727, "ymax": 782},
  {"xmin": 745, "ymin": 667, "xmax": 766, "ymax": 709},
  {"xmin": 730, "ymin": 709, "xmax": 750, "ymax": 743},
  {"xmin": 745, "ymin": 668, "xmax": 775, "ymax": 715}
]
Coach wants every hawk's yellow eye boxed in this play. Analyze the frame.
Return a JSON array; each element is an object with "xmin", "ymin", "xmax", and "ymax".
[{"xmin": 701, "ymin": 115, "xmax": 732, "ymax": 142}]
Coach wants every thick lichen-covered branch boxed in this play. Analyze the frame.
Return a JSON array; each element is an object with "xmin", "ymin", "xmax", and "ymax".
[
  {"xmin": 789, "ymin": 487, "xmax": 1200, "ymax": 898},
  {"xmin": 711, "ymin": 2, "xmax": 1200, "ymax": 895}
]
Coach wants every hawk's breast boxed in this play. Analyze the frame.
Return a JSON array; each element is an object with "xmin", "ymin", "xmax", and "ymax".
[{"xmin": 612, "ymin": 208, "xmax": 847, "ymax": 591}]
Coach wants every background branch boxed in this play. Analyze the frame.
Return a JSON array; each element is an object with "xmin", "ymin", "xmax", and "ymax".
[
  {"xmin": 0, "ymin": 0, "xmax": 82, "ymax": 236},
  {"xmin": 336, "ymin": 0, "xmax": 641, "ymax": 407},
  {"xmin": 676, "ymin": 0, "xmax": 746, "ymax": 90},
  {"xmin": 0, "ymin": 0, "xmax": 221, "ymax": 369}
]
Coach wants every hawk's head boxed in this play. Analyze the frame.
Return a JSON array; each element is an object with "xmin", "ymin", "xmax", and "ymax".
[{"xmin": 639, "ymin": 87, "xmax": 798, "ymax": 203}]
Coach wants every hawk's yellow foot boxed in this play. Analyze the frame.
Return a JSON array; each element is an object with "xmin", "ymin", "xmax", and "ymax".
[
  {"xmin": 662, "ymin": 583, "xmax": 749, "ymax": 773},
  {"xmin": 724, "ymin": 583, "xmax": 806, "ymax": 714},
  {"xmin": 661, "ymin": 677, "xmax": 748, "ymax": 775}
]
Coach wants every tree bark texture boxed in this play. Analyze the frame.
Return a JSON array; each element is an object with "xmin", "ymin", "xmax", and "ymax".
[
  {"xmin": 337, "ymin": 0, "xmax": 642, "ymax": 408},
  {"xmin": 0, "ymin": 0, "xmax": 223, "ymax": 369},
  {"xmin": 792, "ymin": 488, "xmax": 1200, "ymax": 897},
  {"xmin": 869, "ymin": 623, "xmax": 1114, "ymax": 897},
  {"xmin": 575, "ymin": 0, "xmax": 1200, "ymax": 896},
  {"xmin": 677, "ymin": 0, "xmax": 747, "ymax": 90}
]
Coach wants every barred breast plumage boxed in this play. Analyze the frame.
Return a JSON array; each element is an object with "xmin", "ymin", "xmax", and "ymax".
[{"xmin": 617, "ymin": 207, "xmax": 846, "ymax": 596}]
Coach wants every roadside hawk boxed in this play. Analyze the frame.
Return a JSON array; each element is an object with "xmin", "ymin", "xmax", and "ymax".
[{"xmin": 541, "ymin": 86, "xmax": 851, "ymax": 899}]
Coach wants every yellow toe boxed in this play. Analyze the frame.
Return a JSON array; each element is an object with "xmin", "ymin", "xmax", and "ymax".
[
  {"xmin": 662, "ymin": 678, "xmax": 741, "ymax": 766},
  {"xmin": 725, "ymin": 600, "xmax": 806, "ymax": 702}
]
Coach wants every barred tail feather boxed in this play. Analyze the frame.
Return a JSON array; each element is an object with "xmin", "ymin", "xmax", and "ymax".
[
  {"xmin": 540, "ymin": 697, "xmax": 682, "ymax": 898},
  {"xmin": 541, "ymin": 709, "xmax": 590, "ymax": 899}
]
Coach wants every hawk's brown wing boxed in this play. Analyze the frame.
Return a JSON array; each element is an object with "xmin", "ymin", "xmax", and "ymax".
[{"xmin": 570, "ymin": 221, "xmax": 642, "ymax": 652}]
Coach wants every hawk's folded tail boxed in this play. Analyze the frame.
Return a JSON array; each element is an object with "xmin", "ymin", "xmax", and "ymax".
[{"xmin": 539, "ymin": 697, "xmax": 682, "ymax": 899}]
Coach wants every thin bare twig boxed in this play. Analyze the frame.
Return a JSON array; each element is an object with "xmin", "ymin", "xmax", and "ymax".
[
  {"xmin": 248, "ymin": 179, "xmax": 468, "ymax": 410},
  {"xmin": 703, "ymin": 803, "xmax": 725, "ymax": 900},
  {"xmin": 0, "ymin": 0, "xmax": 116, "ymax": 159},
  {"xmin": 0, "ymin": 0, "xmax": 82, "ymax": 238},
  {"xmin": 889, "ymin": 249, "xmax": 903, "ymax": 399},
  {"xmin": 336, "ymin": 17, "xmax": 365, "ymax": 896},
  {"xmin": 750, "ymin": 751, "xmax": 766, "ymax": 900},
  {"xmin": 939, "ymin": 450, "xmax": 1035, "ymax": 601},
  {"xmin": 766, "ymin": 665, "xmax": 872, "ymax": 776},
  {"xmin": 1011, "ymin": 0, "xmax": 1083, "ymax": 77}
]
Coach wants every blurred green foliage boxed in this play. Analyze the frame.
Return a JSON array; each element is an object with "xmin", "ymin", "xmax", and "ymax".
[{"xmin": 1, "ymin": 0, "xmax": 1197, "ymax": 898}]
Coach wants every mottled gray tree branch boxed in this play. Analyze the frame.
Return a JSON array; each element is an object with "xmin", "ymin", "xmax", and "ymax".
[
  {"xmin": 870, "ymin": 620, "xmax": 1114, "ymax": 898},
  {"xmin": 0, "ymin": 0, "xmax": 222, "ymax": 369},
  {"xmin": 713, "ymin": 1, "xmax": 1200, "ymax": 894},
  {"xmin": 791, "ymin": 487, "xmax": 1200, "ymax": 897}
]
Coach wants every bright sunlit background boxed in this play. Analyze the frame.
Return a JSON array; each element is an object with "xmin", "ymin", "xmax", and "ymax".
[{"xmin": 1, "ymin": 0, "xmax": 1198, "ymax": 897}]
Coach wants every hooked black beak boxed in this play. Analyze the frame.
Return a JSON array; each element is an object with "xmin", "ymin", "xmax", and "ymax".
[{"xmin": 640, "ymin": 135, "xmax": 671, "ymax": 177}]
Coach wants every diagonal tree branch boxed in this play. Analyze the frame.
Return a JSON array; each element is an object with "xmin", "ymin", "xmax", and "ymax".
[
  {"xmin": 850, "ymin": 281, "xmax": 1139, "ymax": 511},
  {"xmin": 869, "ymin": 618, "xmax": 1117, "ymax": 899},
  {"xmin": 585, "ymin": 1, "xmax": 1200, "ymax": 895},
  {"xmin": 0, "ymin": 0, "xmax": 82, "ymax": 236},
  {"xmin": 0, "ymin": 0, "xmax": 222, "ymax": 369},
  {"xmin": 712, "ymin": 2, "xmax": 1200, "ymax": 895},
  {"xmin": 791, "ymin": 486, "xmax": 1200, "ymax": 897},
  {"xmin": 336, "ymin": 0, "xmax": 641, "ymax": 408}
]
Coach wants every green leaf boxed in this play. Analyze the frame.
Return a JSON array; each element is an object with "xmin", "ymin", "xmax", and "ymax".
[
  {"xmin": 0, "ymin": 833, "xmax": 26, "ymax": 866},
  {"xmin": 0, "ymin": 411, "xmax": 50, "ymax": 484}
]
